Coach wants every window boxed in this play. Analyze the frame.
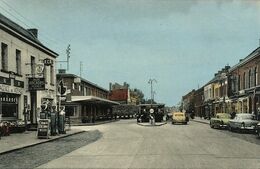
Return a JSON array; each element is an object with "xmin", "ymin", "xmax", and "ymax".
[
  {"xmin": 16, "ymin": 49, "xmax": 21, "ymax": 74},
  {"xmin": 31, "ymin": 56, "xmax": 35, "ymax": 77},
  {"xmin": 238, "ymin": 75, "xmax": 240, "ymax": 91},
  {"xmin": 79, "ymin": 85, "xmax": 81, "ymax": 91},
  {"xmin": 44, "ymin": 65, "xmax": 48, "ymax": 83},
  {"xmin": 1, "ymin": 43, "xmax": 8, "ymax": 71},
  {"xmin": 249, "ymin": 69, "xmax": 251, "ymax": 88},
  {"xmin": 243, "ymin": 72, "xmax": 246, "ymax": 89},
  {"xmin": 50, "ymin": 65, "xmax": 54, "ymax": 84},
  {"xmin": 72, "ymin": 83, "xmax": 75, "ymax": 90},
  {"xmin": 255, "ymin": 67, "xmax": 258, "ymax": 86}
]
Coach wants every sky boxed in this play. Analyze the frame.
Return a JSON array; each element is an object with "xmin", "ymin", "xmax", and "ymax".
[{"xmin": 1, "ymin": 0, "xmax": 260, "ymax": 106}]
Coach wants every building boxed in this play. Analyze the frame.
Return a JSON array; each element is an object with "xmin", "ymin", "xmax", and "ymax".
[
  {"xmin": 0, "ymin": 13, "xmax": 58, "ymax": 125},
  {"xmin": 109, "ymin": 82, "xmax": 131, "ymax": 104},
  {"xmin": 229, "ymin": 47, "xmax": 260, "ymax": 116},
  {"xmin": 57, "ymin": 72, "xmax": 119, "ymax": 123},
  {"xmin": 194, "ymin": 87, "xmax": 204, "ymax": 117},
  {"xmin": 203, "ymin": 66, "xmax": 230, "ymax": 118},
  {"xmin": 182, "ymin": 89, "xmax": 195, "ymax": 114}
]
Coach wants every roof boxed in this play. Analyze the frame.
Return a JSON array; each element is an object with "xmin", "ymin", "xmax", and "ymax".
[
  {"xmin": 57, "ymin": 73, "xmax": 108, "ymax": 92},
  {"xmin": 71, "ymin": 96, "xmax": 120, "ymax": 105},
  {"xmin": 0, "ymin": 12, "xmax": 58, "ymax": 58},
  {"xmin": 229, "ymin": 47, "xmax": 260, "ymax": 72}
]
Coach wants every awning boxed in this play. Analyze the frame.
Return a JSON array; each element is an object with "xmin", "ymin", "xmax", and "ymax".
[{"xmin": 71, "ymin": 96, "xmax": 120, "ymax": 105}]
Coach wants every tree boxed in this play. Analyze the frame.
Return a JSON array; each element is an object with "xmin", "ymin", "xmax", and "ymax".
[{"xmin": 130, "ymin": 88, "xmax": 145, "ymax": 104}]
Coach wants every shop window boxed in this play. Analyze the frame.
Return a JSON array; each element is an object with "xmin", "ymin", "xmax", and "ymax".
[
  {"xmin": 0, "ymin": 93, "xmax": 19, "ymax": 118},
  {"xmin": 16, "ymin": 49, "xmax": 21, "ymax": 75},
  {"xmin": 1, "ymin": 43, "xmax": 8, "ymax": 71}
]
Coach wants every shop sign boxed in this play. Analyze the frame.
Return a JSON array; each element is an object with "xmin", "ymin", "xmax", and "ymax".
[
  {"xmin": 28, "ymin": 78, "xmax": 45, "ymax": 91},
  {"xmin": 43, "ymin": 58, "xmax": 53, "ymax": 66},
  {"xmin": 0, "ymin": 84, "xmax": 23, "ymax": 94},
  {"xmin": 37, "ymin": 119, "xmax": 50, "ymax": 139}
]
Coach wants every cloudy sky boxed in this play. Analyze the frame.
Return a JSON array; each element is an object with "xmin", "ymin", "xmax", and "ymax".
[{"xmin": 1, "ymin": 0, "xmax": 260, "ymax": 106}]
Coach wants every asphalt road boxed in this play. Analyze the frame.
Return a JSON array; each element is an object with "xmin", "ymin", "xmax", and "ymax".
[{"xmin": 36, "ymin": 120, "xmax": 260, "ymax": 169}]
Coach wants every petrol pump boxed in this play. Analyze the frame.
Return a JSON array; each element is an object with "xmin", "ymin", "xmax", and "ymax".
[{"xmin": 37, "ymin": 102, "xmax": 51, "ymax": 139}]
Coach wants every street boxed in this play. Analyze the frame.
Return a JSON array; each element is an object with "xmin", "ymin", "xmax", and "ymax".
[{"xmin": 11, "ymin": 120, "xmax": 259, "ymax": 169}]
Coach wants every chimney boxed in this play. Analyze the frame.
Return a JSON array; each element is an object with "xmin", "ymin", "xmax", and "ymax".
[
  {"xmin": 109, "ymin": 83, "xmax": 112, "ymax": 91},
  {"xmin": 27, "ymin": 28, "xmax": 38, "ymax": 38}
]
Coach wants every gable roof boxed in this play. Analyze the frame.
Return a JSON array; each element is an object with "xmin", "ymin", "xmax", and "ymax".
[
  {"xmin": 229, "ymin": 47, "xmax": 260, "ymax": 72},
  {"xmin": 0, "ymin": 12, "xmax": 58, "ymax": 58}
]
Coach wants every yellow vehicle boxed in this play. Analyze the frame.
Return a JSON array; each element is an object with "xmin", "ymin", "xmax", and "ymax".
[{"xmin": 172, "ymin": 112, "xmax": 188, "ymax": 125}]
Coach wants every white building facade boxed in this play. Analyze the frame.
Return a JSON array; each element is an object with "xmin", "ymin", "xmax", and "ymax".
[{"xmin": 0, "ymin": 13, "xmax": 58, "ymax": 125}]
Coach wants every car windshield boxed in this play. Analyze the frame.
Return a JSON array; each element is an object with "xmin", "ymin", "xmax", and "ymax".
[{"xmin": 216, "ymin": 114, "xmax": 230, "ymax": 119}]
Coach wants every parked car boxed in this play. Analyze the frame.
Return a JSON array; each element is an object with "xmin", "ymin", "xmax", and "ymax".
[
  {"xmin": 255, "ymin": 122, "xmax": 260, "ymax": 137},
  {"xmin": 210, "ymin": 113, "xmax": 231, "ymax": 129},
  {"xmin": 172, "ymin": 112, "xmax": 188, "ymax": 125},
  {"xmin": 229, "ymin": 113, "xmax": 258, "ymax": 132}
]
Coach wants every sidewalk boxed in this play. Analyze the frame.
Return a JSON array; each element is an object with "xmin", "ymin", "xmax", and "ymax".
[
  {"xmin": 137, "ymin": 121, "xmax": 167, "ymax": 127},
  {"xmin": 0, "ymin": 128, "xmax": 84, "ymax": 155},
  {"xmin": 191, "ymin": 117, "xmax": 210, "ymax": 124}
]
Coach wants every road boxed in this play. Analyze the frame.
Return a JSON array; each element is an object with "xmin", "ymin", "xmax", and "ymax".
[{"xmin": 35, "ymin": 120, "xmax": 260, "ymax": 169}]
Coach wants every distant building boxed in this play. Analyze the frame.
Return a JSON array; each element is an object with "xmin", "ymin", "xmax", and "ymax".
[
  {"xmin": 109, "ymin": 82, "xmax": 131, "ymax": 104},
  {"xmin": 0, "ymin": 13, "xmax": 58, "ymax": 125},
  {"xmin": 57, "ymin": 72, "xmax": 119, "ymax": 124},
  {"xmin": 182, "ymin": 89, "xmax": 195, "ymax": 114}
]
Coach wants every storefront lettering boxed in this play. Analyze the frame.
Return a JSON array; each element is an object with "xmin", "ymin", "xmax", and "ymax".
[{"xmin": 0, "ymin": 84, "xmax": 23, "ymax": 94}]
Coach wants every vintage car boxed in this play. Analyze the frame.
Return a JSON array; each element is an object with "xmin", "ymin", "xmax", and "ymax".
[
  {"xmin": 255, "ymin": 122, "xmax": 260, "ymax": 137},
  {"xmin": 172, "ymin": 112, "xmax": 188, "ymax": 125},
  {"xmin": 229, "ymin": 113, "xmax": 258, "ymax": 132},
  {"xmin": 210, "ymin": 113, "xmax": 231, "ymax": 129}
]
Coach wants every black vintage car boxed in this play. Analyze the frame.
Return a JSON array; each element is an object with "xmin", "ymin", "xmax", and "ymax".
[{"xmin": 137, "ymin": 104, "xmax": 165, "ymax": 123}]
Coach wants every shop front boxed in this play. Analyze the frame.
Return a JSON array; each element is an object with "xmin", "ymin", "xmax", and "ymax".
[{"xmin": 0, "ymin": 92, "xmax": 19, "ymax": 120}]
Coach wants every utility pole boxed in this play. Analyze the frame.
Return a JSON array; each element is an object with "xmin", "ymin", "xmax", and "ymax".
[
  {"xmin": 148, "ymin": 78, "xmax": 157, "ymax": 105},
  {"xmin": 66, "ymin": 44, "xmax": 71, "ymax": 71},
  {"xmin": 80, "ymin": 61, "xmax": 83, "ymax": 77}
]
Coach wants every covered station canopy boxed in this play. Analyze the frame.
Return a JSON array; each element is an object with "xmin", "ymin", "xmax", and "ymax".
[{"xmin": 71, "ymin": 96, "xmax": 120, "ymax": 105}]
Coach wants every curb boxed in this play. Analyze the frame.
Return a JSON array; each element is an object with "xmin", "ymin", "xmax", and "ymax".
[
  {"xmin": 137, "ymin": 122, "xmax": 167, "ymax": 127},
  {"xmin": 192, "ymin": 119, "xmax": 210, "ymax": 125},
  {"xmin": 0, "ymin": 130, "xmax": 85, "ymax": 155},
  {"xmin": 71, "ymin": 119, "xmax": 120, "ymax": 126}
]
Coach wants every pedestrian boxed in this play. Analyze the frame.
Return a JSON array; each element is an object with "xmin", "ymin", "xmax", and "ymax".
[{"xmin": 231, "ymin": 111, "xmax": 236, "ymax": 119}]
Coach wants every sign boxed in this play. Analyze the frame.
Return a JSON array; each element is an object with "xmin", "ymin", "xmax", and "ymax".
[
  {"xmin": 149, "ymin": 108, "xmax": 154, "ymax": 114},
  {"xmin": 37, "ymin": 119, "xmax": 50, "ymax": 139},
  {"xmin": 0, "ymin": 84, "xmax": 23, "ymax": 94},
  {"xmin": 28, "ymin": 78, "xmax": 45, "ymax": 91},
  {"xmin": 36, "ymin": 63, "xmax": 44, "ymax": 74},
  {"xmin": 43, "ymin": 58, "xmax": 53, "ymax": 66}
]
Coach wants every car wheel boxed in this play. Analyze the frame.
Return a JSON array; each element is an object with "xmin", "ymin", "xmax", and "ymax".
[
  {"xmin": 229, "ymin": 126, "xmax": 233, "ymax": 132},
  {"xmin": 210, "ymin": 122, "xmax": 214, "ymax": 128}
]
